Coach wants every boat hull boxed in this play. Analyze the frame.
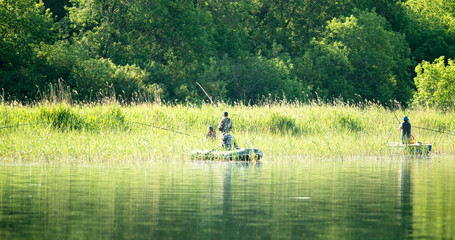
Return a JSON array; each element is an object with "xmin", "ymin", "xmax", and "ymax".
[
  {"xmin": 190, "ymin": 148, "xmax": 263, "ymax": 161},
  {"xmin": 388, "ymin": 143, "xmax": 432, "ymax": 154}
]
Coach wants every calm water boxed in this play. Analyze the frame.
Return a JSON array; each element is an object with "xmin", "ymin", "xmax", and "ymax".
[{"xmin": 1, "ymin": 156, "xmax": 454, "ymax": 240}]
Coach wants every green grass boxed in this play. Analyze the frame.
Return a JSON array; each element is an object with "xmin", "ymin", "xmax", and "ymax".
[{"xmin": 1, "ymin": 100, "xmax": 454, "ymax": 162}]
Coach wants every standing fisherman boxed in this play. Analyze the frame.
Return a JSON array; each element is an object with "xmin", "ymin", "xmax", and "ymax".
[
  {"xmin": 218, "ymin": 112, "xmax": 232, "ymax": 134},
  {"xmin": 218, "ymin": 111, "xmax": 236, "ymax": 149},
  {"xmin": 399, "ymin": 116, "xmax": 412, "ymax": 144}
]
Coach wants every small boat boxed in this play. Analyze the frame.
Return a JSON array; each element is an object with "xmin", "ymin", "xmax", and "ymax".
[
  {"xmin": 388, "ymin": 142, "xmax": 432, "ymax": 154},
  {"xmin": 190, "ymin": 148, "xmax": 263, "ymax": 161}
]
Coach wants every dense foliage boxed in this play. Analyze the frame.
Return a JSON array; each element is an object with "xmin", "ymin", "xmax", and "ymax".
[
  {"xmin": 1, "ymin": 0, "xmax": 455, "ymax": 107},
  {"xmin": 414, "ymin": 57, "xmax": 455, "ymax": 110}
]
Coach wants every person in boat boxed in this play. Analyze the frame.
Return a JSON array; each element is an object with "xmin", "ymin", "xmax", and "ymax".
[
  {"xmin": 399, "ymin": 116, "xmax": 412, "ymax": 144},
  {"xmin": 218, "ymin": 111, "xmax": 232, "ymax": 134},
  {"xmin": 221, "ymin": 132, "xmax": 238, "ymax": 149},
  {"xmin": 206, "ymin": 126, "xmax": 216, "ymax": 140},
  {"xmin": 218, "ymin": 111, "xmax": 237, "ymax": 149}
]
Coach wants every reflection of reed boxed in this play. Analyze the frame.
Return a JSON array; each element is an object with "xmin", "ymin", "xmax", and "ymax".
[
  {"xmin": 398, "ymin": 157, "xmax": 413, "ymax": 237},
  {"xmin": 222, "ymin": 163, "xmax": 232, "ymax": 219},
  {"xmin": 222, "ymin": 162, "xmax": 261, "ymax": 228},
  {"xmin": 152, "ymin": 171, "xmax": 161, "ymax": 225}
]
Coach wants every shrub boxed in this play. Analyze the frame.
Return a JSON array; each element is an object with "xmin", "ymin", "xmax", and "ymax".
[
  {"xmin": 335, "ymin": 113, "xmax": 363, "ymax": 132},
  {"xmin": 266, "ymin": 112, "xmax": 298, "ymax": 135},
  {"xmin": 414, "ymin": 56, "xmax": 455, "ymax": 110},
  {"xmin": 69, "ymin": 58, "xmax": 150, "ymax": 101},
  {"xmin": 39, "ymin": 105, "xmax": 84, "ymax": 130}
]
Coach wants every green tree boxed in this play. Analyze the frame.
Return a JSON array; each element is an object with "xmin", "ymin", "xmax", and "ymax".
[
  {"xmin": 0, "ymin": 0, "xmax": 56, "ymax": 99},
  {"xmin": 38, "ymin": 41, "xmax": 90, "ymax": 83},
  {"xmin": 296, "ymin": 41, "xmax": 354, "ymax": 100},
  {"xmin": 347, "ymin": 0, "xmax": 408, "ymax": 32},
  {"xmin": 67, "ymin": 0, "xmax": 215, "ymax": 65},
  {"xmin": 195, "ymin": 0, "xmax": 253, "ymax": 58},
  {"xmin": 414, "ymin": 57, "xmax": 455, "ymax": 110},
  {"xmin": 65, "ymin": 0, "xmax": 218, "ymax": 100},
  {"xmin": 248, "ymin": 0, "xmax": 354, "ymax": 57},
  {"xmin": 198, "ymin": 54, "xmax": 302, "ymax": 102},
  {"xmin": 43, "ymin": 0, "xmax": 70, "ymax": 20},
  {"xmin": 402, "ymin": 0, "xmax": 455, "ymax": 62},
  {"xmin": 5, "ymin": 0, "xmax": 451, "ymax": 104},
  {"xmin": 297, "ymin": 11, "xmax": 413, "ymax": 104}
]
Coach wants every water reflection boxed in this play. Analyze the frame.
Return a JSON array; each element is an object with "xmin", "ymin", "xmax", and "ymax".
[
  {"xmin": 399, "ymin": 157, "xmax": 413, "ymax": 239},
  {"xmin": 0, "ymin": 156, "xmax": 454, "ymax": 239}
]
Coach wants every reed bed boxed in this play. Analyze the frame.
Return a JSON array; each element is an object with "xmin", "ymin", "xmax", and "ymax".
[{"xmin": 1, "ymin": 100, "xmax": 454, "ymax": 162}]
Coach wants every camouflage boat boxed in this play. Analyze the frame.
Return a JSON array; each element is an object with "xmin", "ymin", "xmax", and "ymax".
[{"xmin": 190, "ymin": 148, "xmax": 263, "ymax": 161}]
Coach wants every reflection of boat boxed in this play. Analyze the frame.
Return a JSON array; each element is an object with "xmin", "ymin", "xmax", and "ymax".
[
  {"xmin": 388, "ymin": 142, "xmax": 432, "ymax": 154},
  {"xmin": 190, "ymin": 148, "xmax": 263, "ymax": 161}
]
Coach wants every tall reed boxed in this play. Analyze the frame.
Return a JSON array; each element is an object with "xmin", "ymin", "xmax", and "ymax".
[{"xmin": 1, "ymin": 99, "xmax": 454, "ymax": 162}]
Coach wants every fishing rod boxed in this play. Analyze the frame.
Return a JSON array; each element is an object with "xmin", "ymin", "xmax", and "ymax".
[
  {"xmin": 196, "ymin": 82, "xmax": 223, "ymax": 115},
  {"xmin": 391, "ymin": 110, "xmax": 401, "ymax": 124},
  {"xmin": 129, "ymin": 121, "xmax": 198, "ymax": 138}
]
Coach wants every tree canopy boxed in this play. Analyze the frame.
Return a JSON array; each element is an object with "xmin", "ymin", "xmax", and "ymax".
[
  {"xmin": 298, "ymin": 11, "xmax": 412, "ymax": 103},
  {"xmin": 1, "ymin": 0, "xmax": 455, "ymax": 108}
]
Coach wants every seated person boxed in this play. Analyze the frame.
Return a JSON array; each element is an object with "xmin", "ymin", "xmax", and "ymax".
[{"xmin": 206, "ymin": 126, "xmax": 216, "ymax": 140}]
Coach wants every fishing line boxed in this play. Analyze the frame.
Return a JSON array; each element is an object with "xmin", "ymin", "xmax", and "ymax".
[
  {"xmin": 0, "ymin": 120, "xmax": 200, "ymax": 138},
  {"xmin": 129, "ymin": 121, "xmax": 199, "ymax": 138},
  {"xmin": 412, "ymin": 126, "xmax": 455, "ymax": 136},
  {"xmin": 0, "ymin": 121, "xmax": 51, "ymax": 130},
  {"xmin": 391, "ymin": 109, "xmax": 455, "ymax": 136},
  {"xmin": 0, "ymin": 123, "xmax": 35, "ymax": 130}
]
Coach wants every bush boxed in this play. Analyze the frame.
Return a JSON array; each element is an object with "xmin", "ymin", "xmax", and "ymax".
[
  {"xmin": 69, "ymin": 58, "xmax": 150, "ymax": 101},
  {"xmin": 85, "ymin": 105, "xmax": 128, "ymax": 131},
  {"xmin": 39, "ymin": 104, "xmax": 129, "ymax": 131},
  {"xmin": 40, "ymin": 105, "xmax": 84, "ymax": 130},
  {"xmin": 266, "ymin": 112, "xmax": 298, "ymax": 135},
  {"xmin": 334, "ymin": 113, "xmax": 363, "ymax": 132}
]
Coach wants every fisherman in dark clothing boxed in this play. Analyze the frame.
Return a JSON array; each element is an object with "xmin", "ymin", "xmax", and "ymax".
[{"xmin": 399, "ymin": 116, "xmax": 412, "ymax": 144}]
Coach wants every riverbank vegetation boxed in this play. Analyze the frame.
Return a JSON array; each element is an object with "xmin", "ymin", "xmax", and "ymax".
[
  {"xmin": 2, "ymin": 0, "xmax": 455, "ymax": 162},
  {"xmin": 2, "ymin": 0, "xmax": 455, "ymax": 109},
  {"xmin": 1, "ymin": 99, "xmax": 454, "ymax": 162}
]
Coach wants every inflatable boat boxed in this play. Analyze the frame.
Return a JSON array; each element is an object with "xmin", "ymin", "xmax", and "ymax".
[{"xmin": 190, "ymin": 148, "xmax": 263, "ymax": 161}]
